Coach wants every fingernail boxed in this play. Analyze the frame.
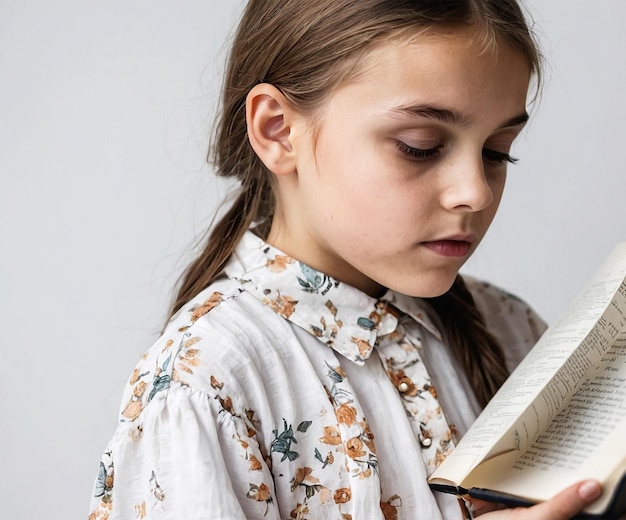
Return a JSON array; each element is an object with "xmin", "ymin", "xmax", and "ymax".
[{"xmin": 579, "ymin": 481, "xmax": 602, "ymax": 501}]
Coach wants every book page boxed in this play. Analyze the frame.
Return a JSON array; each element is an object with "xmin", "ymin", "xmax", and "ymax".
[
  {"xmin": 467, "ymin": 331, "xmax": 626, "ymax": 514},
  {"xmin": 430, "ymin": 244, "xmax": 626, "ymax": 486},
  {"xmin": 511, "ymin": 289, "xmax": 626, "ymax": 454},
  {"xmin": 511, "ymin": 333, "xmax": 626, "ymax": 475},
  {"xmin": 465, "ymin": 418, "xmax": 626, "ymax": 515}
]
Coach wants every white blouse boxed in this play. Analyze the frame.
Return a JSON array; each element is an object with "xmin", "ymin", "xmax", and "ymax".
[{"xmin": 88, "ymin": 231, "xmax": 546, "ymax": 520}]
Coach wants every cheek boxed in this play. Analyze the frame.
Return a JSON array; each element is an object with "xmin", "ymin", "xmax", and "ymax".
[
  {"xmin": 481, "ymin": 174, "xmax": 507, "ymax": 224},
  {"xmin": 489, "ymin": 174, "xmax": 507, "ymax": 206},
  {"xmin": 314, "ymin": 148, "xmax": 391, "ymax": 205}
]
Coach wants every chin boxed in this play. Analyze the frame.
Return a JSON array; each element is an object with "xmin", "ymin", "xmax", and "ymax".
[{"xmin": 386, "ymin": 272, "xmax": 458, "ymax": 299}]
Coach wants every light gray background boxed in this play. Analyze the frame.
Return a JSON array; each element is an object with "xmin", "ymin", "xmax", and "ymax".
[{"xmin": 1, "ymin": 1, "xmax": 624, "ymax": 518}]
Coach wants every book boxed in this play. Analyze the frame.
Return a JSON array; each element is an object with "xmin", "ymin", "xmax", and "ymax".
[{"xmin": 429, "ymin": 243, "xmax": 626, "ymax": 519}]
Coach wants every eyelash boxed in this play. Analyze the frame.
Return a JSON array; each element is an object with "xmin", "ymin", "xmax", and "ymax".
[
  {"xmin": 396, "ymin": 142, "xmax": 441, "ymax": 161},
  {"xmin": 483, "ymin": 149, "xmax": 519, "ymax": 165},
  {"xmin": 396, "ymin": 142, "xmax": 518, "ymax": 165}
]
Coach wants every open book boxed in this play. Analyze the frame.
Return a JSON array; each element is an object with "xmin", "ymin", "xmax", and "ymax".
[{"xmin": 429, "ymin": 244, "xmax": 626, "ymax": 519}]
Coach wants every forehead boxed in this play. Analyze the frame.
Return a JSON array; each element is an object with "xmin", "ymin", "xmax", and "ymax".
[{"xmin": 322, "ymin": 30, "xmax": 531, "ymax": 127}]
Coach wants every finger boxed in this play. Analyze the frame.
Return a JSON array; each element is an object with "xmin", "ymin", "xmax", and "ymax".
[{"xmin": 514, "ymin": 480, "xmax": 602, "ymax": 520}]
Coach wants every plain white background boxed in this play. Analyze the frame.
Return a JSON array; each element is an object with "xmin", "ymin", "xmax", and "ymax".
[{"xmin": 1, "ymin": 1, "xmax": 624, "ymax": 518}]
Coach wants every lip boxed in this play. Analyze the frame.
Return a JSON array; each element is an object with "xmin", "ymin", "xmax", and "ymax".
[{"xmin": 422, "ymin": 235, "xmax": 476, "ymax": 258}]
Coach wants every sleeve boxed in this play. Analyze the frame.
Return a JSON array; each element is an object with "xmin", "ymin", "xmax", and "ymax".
[
  {"xmin": 87, "ymin": 383, "xmax": 280, "ymax": 520},
  {"xmin": 464, "ymin": 276, "xmax": 548, "ymax": 372}
]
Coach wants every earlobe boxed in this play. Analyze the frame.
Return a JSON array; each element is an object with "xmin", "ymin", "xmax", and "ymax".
[{"xmin": 246, "ymin": 83, "xmax": 296, "ymax": 176}]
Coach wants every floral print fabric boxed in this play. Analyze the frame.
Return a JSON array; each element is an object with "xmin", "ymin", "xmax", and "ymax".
[{"xmin": 88, "ymin": 231, "xmax": 546, "ymax": 520}]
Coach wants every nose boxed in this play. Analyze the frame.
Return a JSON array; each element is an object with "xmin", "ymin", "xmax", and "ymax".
[{"xmin": 439, "ymin": 154, "xmax": 495, "ymax": 212}]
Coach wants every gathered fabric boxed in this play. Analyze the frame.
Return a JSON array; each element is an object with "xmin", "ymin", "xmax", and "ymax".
[{"xmin": 88, "ymin": 231, "xmax": 546, "ymax": 520}]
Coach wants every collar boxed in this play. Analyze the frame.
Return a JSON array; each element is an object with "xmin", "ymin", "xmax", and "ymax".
[{"xmin": 225, "ymin": 231, "xmax": 442, "ymax": 365}]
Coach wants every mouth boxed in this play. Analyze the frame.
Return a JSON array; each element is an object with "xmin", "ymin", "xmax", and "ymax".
[{"xmin": 422, "ymin": 236, "xmax": 476, "ymax": 258}]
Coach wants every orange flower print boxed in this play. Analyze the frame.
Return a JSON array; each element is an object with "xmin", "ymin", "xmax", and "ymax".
[
  {"xmin": 266, "ymin": 254, "xmax": 294, "ymax": 272},
  {"xmin": 290, "ymin": 467, "xmax": 328, "ymax": 503},
  {"xmin": 290, "ymin": 503, "xmax": 309, "ymax": 519},
  {"xmin": 345, "ymin": 437, "xmax": 366, "ymax": 459},
  {"xmin": 380, "ymin": 495, "xmax": 402, "ymax": 520},
  {"xmin": 177, "ymin": 347, "xmax": 201, "ymax": 374},
  {"xmin": 129, "ymin": 368, "xmax": 141, "ymax": 385},
  {"xmin": 210, "ymin": 375, "xmax": 224, "ymax": 390},
  {"xmin": 431, "ymin": 449, "xmax": 448, "ymax": 468},
  {"xmin": 248, "ymin": 482, "xmax": 271, "ymax": 501},
  {"xmin": 333, "ymin": 487, "xmax": 352, "ymax": 504},
  {"xmin": 431, "ymin": 440, "xmax": 454, "ymax": 468},
  {"xmin": 132, "ymin": 381, "xmax": 147, "ymax": 398},
  {"xmin": 217, "ymin": 395, "xmax": 235, "ymax": 415},
  {"xmin": 263, "ymin": 292, "xmax": 298, "ymax": 318},
  {"xmin": 350, "ymin": 337, "xmax": 372, "ymax": 359},
  {"xmin": 245, "ymin": 408, "xmax": 259, "ymax": 438},
  {"xmin": 133, "ymin": 501, "xmax": 146, "ymax": 519},
  {"xmin": 325, "ymin": 300, "xmax": 343, "ymax": 328},
  {"xmin": 369, "ymin": 312, "xmax": 382, "ymax": 328},
  {"xmin": 121, "ymin": 381, "xmax": 147, "ymax": 420},
  {"xmin": 336, "ymin": 404, "xmax": 357, "ymax": 426},
  {"xmin": 249, "ymin": 454, "xmax": 263, "ymax": 471},
  {"xmin": 360, "ymin": 467, "xmax": 372, "ymax": 479},
  {"xmin": 380, "ymin": 501, "xmax": 397, "ymax": 520},
  {"xmin": 290, "ymin": 466, "xmax": 319, "ymax": 491},
  {"xmin": 360, "ymin": 421, "xmax": 377, "ymax": 453},
  {"xmin": 320, "ymin": 426, "xmax": 342, "ymax": 445},
  {"xmin": 190, "ymin": 291, "xmax": 223, "ymax": 322},
  {"xmin": 88, "ymin": 501, "xmax": 112, "ymax": 520},
  {"xmin": 425, "ymin": 383, "xmax": 438, "ymax": 399},
  {"xmin": 160, "ymin": 338, "xmax": 174, "ymax": 353},
  {"xmin": 247, "ymin": 482, "xmax": 273, "ymax": 514}
]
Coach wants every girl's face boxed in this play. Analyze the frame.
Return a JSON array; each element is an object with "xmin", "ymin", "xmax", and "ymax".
[{"xmin": 268, "ymin": 30, "xmax": 531, "ymax": 298}]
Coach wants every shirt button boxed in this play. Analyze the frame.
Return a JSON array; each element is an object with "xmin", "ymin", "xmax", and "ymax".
[
  {"xmin": 397, "ymin": 381, "xmax": 410, "ymax": 393},
  {"xmin": 420, "ymin": 436, "xmax": 433, "ymax": 448}
]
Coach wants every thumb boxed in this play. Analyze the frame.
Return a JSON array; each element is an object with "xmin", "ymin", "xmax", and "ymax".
[{"xmin": 519, "ymin": 480, "xmax": 602, "ymax": 519}]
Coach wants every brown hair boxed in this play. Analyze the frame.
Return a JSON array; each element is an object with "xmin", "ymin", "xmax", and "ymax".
[{"xmin": 170, "ymin": 0, "xmax": 542, "ymax": 406}]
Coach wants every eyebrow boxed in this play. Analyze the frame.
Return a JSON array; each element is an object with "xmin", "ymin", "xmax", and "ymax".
[{"xmin": 387, "ymin": 104, "xmax": 529, "ymax": 129}]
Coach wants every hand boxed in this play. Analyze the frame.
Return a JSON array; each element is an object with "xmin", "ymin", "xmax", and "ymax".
[{"xmin": 473, "ymin": 480, "xmax": 602, "ymax": 519}]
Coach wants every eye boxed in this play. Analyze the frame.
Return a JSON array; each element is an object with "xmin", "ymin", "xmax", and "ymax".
[
  {"xmin": 483, "ymin": 148, "xmax": 518, "ymax": 165},
  {"xmin": 396, "ymin": 141, "xmax": 442, "ymax": 162}
]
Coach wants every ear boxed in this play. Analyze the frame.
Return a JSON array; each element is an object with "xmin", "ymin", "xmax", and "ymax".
[{"xmin": 246, "ymin": 83, "xmax": 296, "ymax": 176}]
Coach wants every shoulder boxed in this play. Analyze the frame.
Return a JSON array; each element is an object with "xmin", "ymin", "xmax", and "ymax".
[
  {"xmin": 463, "ymin": 275, "xmax": 547, "ymax": 370},
  {"xmin": 118, "ymin": 277, "xmax": 292, "ymax": 423}
]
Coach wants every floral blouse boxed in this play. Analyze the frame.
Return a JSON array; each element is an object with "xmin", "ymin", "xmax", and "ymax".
[{"xmin": 88, "ymin": 231, "xmax": 546, "ymax": 520}]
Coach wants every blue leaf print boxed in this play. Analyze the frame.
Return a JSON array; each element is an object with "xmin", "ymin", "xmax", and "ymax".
[
  {"xmin": 93, "ymin": 461, "xmax": 107, "ymax": 497},
  {"xmin": 298, "ymin": 264, "xmax": 323, "ymax": 290},
  {"xmin": 93, "ymin": 455, "xmax": 114, "ymax": 498},
  {"xmin": 148, "ymin": 374, "xmax": 171, "ymax": 402},
  {"xmin": 297, "ymin": 420, "xmax": 312, "ymax": 433},
  {"xmin": 357, "ymin": 317, "xmax": 376, "ymax": 330},
  {"xmin": 161, "ymin": 353, "xmax": 172, "ymax": 372},
  {"xmin": 297, "ymin": 263, "xmax": 336, "ymax": 294},
  {"xmin": 271, "ymin": 418, "xmax": 311, "ymax": 462},
  {"xmin": 325, "ymin": 361, "xmax": 344, "ymax": 384}
]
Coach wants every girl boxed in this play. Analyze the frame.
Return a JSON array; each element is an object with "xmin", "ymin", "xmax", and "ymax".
[{"xmin": 88, "ymin": 1, "xmax": 603, "ymax": 518}]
